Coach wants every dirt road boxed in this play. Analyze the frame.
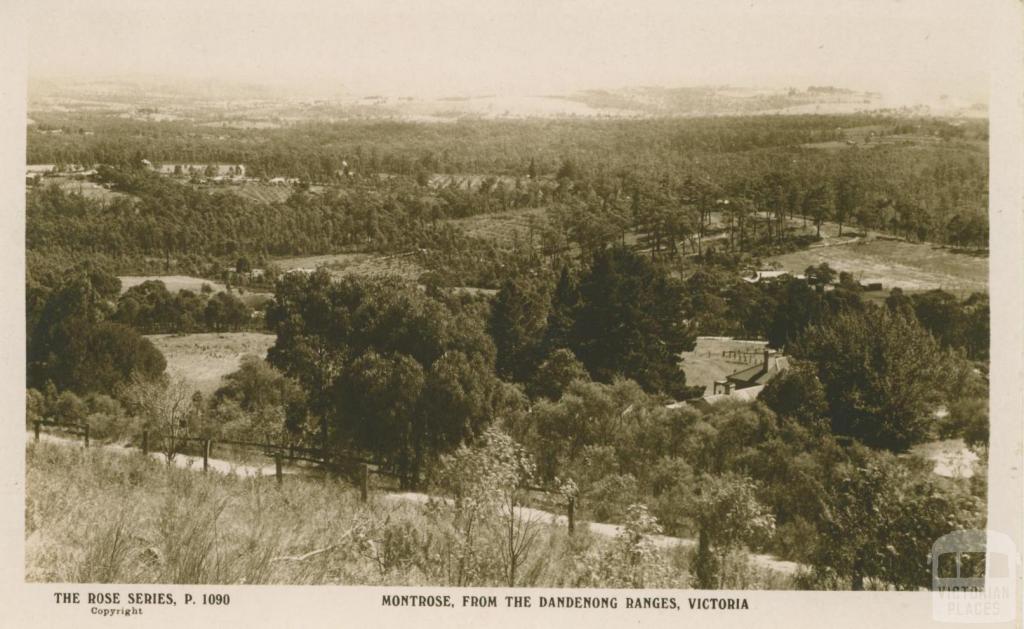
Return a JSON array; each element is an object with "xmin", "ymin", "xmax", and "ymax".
[
  {"xmin": 381, "ymin": 492, "xmax": 799, "ymax": 576},
  {"xmin": 29, "ymin": 432, "xmax": 289, "ymax": 478}
]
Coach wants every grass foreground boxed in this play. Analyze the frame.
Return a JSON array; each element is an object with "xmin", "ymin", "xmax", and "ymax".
[{"xmin": 26, "ymin": 441, "xmax": 795, "ymax": 588}]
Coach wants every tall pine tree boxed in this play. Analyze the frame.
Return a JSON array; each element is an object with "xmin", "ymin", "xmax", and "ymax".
[{"xmin": 569, "ymin": 247, "xmax": 695, "ymax": 398}]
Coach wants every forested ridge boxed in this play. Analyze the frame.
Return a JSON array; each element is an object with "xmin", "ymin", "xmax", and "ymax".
[{"xmin": 28, "ymin": 114, "xmax": 987, "ymax": 286}]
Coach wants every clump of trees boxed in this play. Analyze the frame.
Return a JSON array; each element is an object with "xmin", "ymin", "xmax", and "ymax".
[
  {"xmin": 27, "ymin": 263, "xmax": 165, "ymax": 396},
  {"xmin": 265, "ymin": 270, "xmax": 508, "ymax": 487},
  {"xmin": 808, "ymin": 444, "xmax": 983, "ymax": 590},
  {"xmin": 792, "ymin": 306, "xmax": 969, "ymax": 451},
  {"xmin": 688, "ymin": 473, "xmax": 775, "ymax": 589},
  {"xmin": 207, "ymin": 355, "xmax": 307, "ymax": 443},
  {"xmin": 490, "ymin": 248, "xmax": 698, "ymax": 399},
  {"xmin": 120, "ymin": 375, "xmax": 201, "ymax": 463},
  {"xmin": 679, "ymin": 270, "xmax": 864, "ymax": 348},
  {"xmin": 574, "ymin": 503, "xmax": 682, "ymax": 588},
  {"xmin": 887, "ymin": 288, "xmax": 989, "ymax": 361},
  {"xmin": 114, "ymin": 280, "xmax": 253, "ymax": 333}
]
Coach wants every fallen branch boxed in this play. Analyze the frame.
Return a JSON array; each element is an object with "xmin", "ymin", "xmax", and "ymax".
[
  {"xmin": 270, "ymin": 525, "xmax": 360, "ymax": 562},
  {"xmin": 270, "ymin": 544, "xmax": 337, "ymax": 562}
]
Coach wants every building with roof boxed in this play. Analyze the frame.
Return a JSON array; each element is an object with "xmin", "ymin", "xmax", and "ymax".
[
  {"xmin": 711, "ymin": 348, "xmax": 790, "ymax": 394},
  {"xmin": 671, "ymin": 384, "xmax": 765, "ymax": 412},
  {"xmin": 669, "ymin": 349, "xmax": 789, "ymax": 413},
  {"xmin": 742, "ymin": 269, "xmax": 808, "ymax": 284}
]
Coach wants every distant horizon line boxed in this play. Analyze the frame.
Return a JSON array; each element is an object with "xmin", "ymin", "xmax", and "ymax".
[{"xmin": 27, "ymin": 72, "xmax": 989, "ymax": 105}]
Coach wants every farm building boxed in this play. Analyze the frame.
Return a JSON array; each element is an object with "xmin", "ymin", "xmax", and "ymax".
[
  {"xmin": 672, "ymin": 347, "xmax": 789, "ymax": 413},
  {"xmin": 742, "ymin": 270, "xmax": 804, "ymax": 284},
  {"xmin": 156, "ymin": 163, "xmax": 246, "ymax": 177},
  {"xmin": 26, "ymin": 164, "xmax": 96, "ymax": 183},
  {"xmin": 266, "ymin": 176, "xmax": 302, "ymax": 185},
  {"xmin": 678, "ymin": 384, "xmax": 767, "ymax": 412},
  {"xmin": 713, "ymin": 348, "xmax": 790, "ymax": 393},
  {"xmin": 26, "ymin": 164, "xmax": 56, "ymax": 175}
]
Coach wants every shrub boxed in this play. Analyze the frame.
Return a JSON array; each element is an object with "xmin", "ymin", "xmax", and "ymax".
[
  {"xmin": 436, "ymin": 427, "xmax": 542, "ymax": 586},
  {"xmin": 575, "ymin": 504, "xmax": 682, "ymax": 588},
  {"xmin": 688, "ymin": 473, "xmax": 775, "ymax": 589},
  {"xmin": 26, "ymin": 388, "xmax": 46, "ymax": 425},
  {"xmin": 54, "ymin": 391, "xmax": 87, "ymax": 425},
  {"xmin": 584, "ymin": 473, "xmax": 640, "ymax": 523}
]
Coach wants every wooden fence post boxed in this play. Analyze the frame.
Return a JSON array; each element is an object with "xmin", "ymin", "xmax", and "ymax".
[
  {"xmin": 33, "ymin": 421, "xmax": 40, "ymax": 442},
  {"xmin": 83, "ymin": 424, "xmax": 89, "ymax": 448},
  {"xmin": 567, "ymin": 496, "xmax": 576, "ymax": 535},
  {"xmin": 142, "ymin": 430, "xmax": 149, "ymax": 455},
  {"xmin": 275, "ymin": 453, "xmax": 283, "ymax": 486},
  {"xmin": 203, "ymin": 439, "xmax": 210, "ymax": 472},
  {"xmin": 360, "ymin": 463, "xmax": 369, "ymax": 502}
]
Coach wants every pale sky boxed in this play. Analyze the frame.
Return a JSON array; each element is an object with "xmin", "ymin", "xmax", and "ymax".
[{"xmin": 28, "ymin": 0, "xmax": 993, "ymax": 101}]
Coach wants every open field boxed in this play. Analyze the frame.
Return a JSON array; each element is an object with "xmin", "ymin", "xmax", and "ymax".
[
  {"xmin": 37, "ymin": 178, "xmax": 127, "ymax": 202},
  {"xmin": 802, "ymin": 134, "xmax": 945, "ymax": 152},
  {"xmin": 146, "ymin": 332, "xmax": 277, "ymax": 395},
  {"xmin": 220, "ymin": 182, "xmax": 295, "ymax": 204},
  {"xmin": 802, "ymin": 136, "xmax": 987, "ymax": 155},
  {"xmin": 190, "ymin": 181, "xmax": 331, "ymax": 199},
  {"xmin": 273, "ymin": 252, "xmax": 425, "ymax": 282},
  {"xmin": 910, "ymin": 438, "xmax": 979, "ymax": 479},
  {"xmin": 767, "ymin": 239, "xmax": 987, "ymax": 294},
  {"xmin": 119, "ymin": 275, "xmax": 274, "ymax": 308},
  {"xmin": 679, "ymin": 337, "xmax": 769, "ymax": 395},
  {"xmin": 121, "ymin": 274, "xmax": 226, "ymax": 293},
  {"xmin": 446, "ymin": 206, "xmax": 550, "ymax": 244}
]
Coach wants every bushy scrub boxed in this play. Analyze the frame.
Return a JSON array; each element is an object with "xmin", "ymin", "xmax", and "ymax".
[
  {"xmin": 435, "ymin": 428, "xmax": 542, "ymax": 586},
  {"xmin": 573, "ymin": 504, "xmax": 684, "ymax": 588},
  {"xmin": 28, "ymin": 440, "xmax": 717, "ymax": 588}
]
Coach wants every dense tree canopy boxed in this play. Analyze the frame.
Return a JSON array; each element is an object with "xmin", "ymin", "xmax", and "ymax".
[
  {"xmin": 27, "ymin": 265, "xmax": 165, "ymax": 395},
  {"xmin": 265, "ymin": 270, "xmax": 503, "ymax": 485},
  {"xmin": 488, "ymin": 276, "xmax": 551, "ymax": 382},
  {"xmin": 113, "ymin": 279, "xmax": 253, "ymax": 333},
  {"xmin": 792, "ymin": 306, "xmax": 959, "ymax": 451},
  {"xmin": 811, "ymin": 445, "xmax": 983, "ymax": 590},
  {"xmin": 570, "ymin": 247, "xmax": 697, "ymax": 398}
]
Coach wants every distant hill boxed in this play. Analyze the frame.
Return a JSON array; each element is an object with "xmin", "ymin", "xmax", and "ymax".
[
  {"xmin": 28, "ymin": 77, "xmax": 987, "ymax": 123},
  {"xmin": 553, "ymin": 86, "xmax": 985, "ymax": 119}
]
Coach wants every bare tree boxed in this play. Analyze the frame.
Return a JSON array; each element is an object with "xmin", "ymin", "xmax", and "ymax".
[
  {"xmin": 123, "ymin": 375, "xmax": 199, "ymax": 464},
  {"xmin": 499, "ymin": 485, "xmax": 542, "ymax": 587}
]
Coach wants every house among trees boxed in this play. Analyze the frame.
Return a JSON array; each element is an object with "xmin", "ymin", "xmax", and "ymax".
[
  {"xmin": 157, "ymin": 163, "xmax": 247, "ymax": 178},
  {"xmin": 26, "ymin": 163, "xmax": 97, "ymax": 185},
  {"xmin": 673, "ymin": 348, "xmax": 790, "ymax": 412},
  {"xmin": 26, "ymin": 164, "xmax": 56, "ymax": 176},
  {"xmin": 714, "ymin": 348, "xmax": 790, "ymax": 393},
  {"xmin": 26, "ymin": 164, "xmax": 54, "ymax": 184},
  {"xmin": 742, "ymin": 270, "xmax": 803, "ymax": 284}
]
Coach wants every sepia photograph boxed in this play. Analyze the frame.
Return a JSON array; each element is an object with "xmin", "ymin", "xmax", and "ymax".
[{"xmin": 2, "ymin": 0, "xmax": 1022, "ymax": 626}]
